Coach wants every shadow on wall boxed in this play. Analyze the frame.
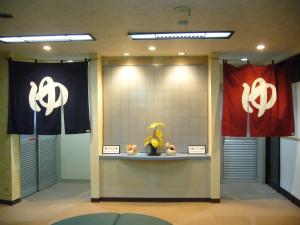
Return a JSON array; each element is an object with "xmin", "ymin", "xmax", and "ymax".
[
  {"xmin": 221, "ymin": 183, "xmax": 285, "ymax": 201},
  {"xmin": 25, "ymin": 183, "xmax": 90, "ymax": 202},
  {"xmin": 60, "ymin": 112, "xmax": 90, "ymax": 181}
]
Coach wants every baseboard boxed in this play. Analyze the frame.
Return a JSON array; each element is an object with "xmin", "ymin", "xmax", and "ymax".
[
  {"xmin": 91, "ymin": 198, "xmax": 100, "ymax": 202},
  {"xmin": 0, "ymin": 198, "xmax": 21, "ymax": 206},
  {"xmin": 294, "ymin": 197, "xmax": 300, "ymax": 207},
  {"xmin": 278, "ymin": 187, "xmax": 294, "ymax": 201},
  {"xmin": 210, "ymin": 198, "xmax": 221, "ymax": 203},
  {"xmin": 91, "ymin": 197, "xmax": 219, "ymax": 203},
  {"xmin": 266, "ymin": 180, "xmax": 280, "ymax": 191},
  {"xmin": 279, "ymin": 187, "xmax": 300, "ymax": 207}
]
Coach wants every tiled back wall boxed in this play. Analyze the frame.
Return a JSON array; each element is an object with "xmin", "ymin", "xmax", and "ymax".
[{"xmin": 103, "ymin": 65, "xmax": 208, "ymax": 153}]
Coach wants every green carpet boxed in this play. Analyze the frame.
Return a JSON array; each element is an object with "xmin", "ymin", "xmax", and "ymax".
[
  {"xmin": 116, "ymin": 213, "xmax": 172, "ymax": 225},
  {"xmin": 52, "ymin": 213, "xmax": 120, "ymax": 225},
  {"xmin": 52, "ymin": 213, "xmax": 172, "ymax": 225}
]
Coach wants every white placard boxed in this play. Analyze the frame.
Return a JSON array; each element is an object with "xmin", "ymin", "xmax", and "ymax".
[
  {"xmin": 188, "ymin": 145, "xmax": 206, "ymax": 154},
  {"xmin": 103, "ymin": 145, "xmax": 120, "ymax": 154}
]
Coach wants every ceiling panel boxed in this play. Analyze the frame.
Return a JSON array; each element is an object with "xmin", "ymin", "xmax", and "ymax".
[{"xmin": 0, "ymin": 0, "xmax": 299, "ymax": 63}]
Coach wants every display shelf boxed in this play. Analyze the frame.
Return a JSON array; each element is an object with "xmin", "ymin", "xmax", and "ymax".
[{"xmin": 99, "ymin": 152, "xmax": 211, "ymax": 160}]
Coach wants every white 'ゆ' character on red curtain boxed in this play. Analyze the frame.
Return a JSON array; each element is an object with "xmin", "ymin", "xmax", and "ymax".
[{"xmin": 222, "ymin": 61, "xmax": 294, "ymax": 137}]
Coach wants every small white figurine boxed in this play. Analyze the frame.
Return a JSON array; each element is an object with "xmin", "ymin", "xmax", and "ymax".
[
  {"xmin": 127, "ymin": 144, "xmax": 138, "ymax": 155},
  {"xmin": 165, "ymin": 142, "xmax": 176, "ymax": 156}
]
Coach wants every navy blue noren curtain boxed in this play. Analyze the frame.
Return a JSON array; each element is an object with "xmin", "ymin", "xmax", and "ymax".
[{"xmin": 8, "ymin": 60, "xmax": 90, "ymax": 134}]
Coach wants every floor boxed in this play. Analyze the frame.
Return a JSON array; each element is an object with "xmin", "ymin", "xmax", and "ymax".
[{"xmin": 0, "ymin": 183, "xmax": 299, "ymax": 225}]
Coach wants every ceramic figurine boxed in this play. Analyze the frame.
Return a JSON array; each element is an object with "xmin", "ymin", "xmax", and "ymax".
[
  {"xmin": 166, "ymin": 142, "xmax": 176, "ymax": 156},
  {"xmin": 127, "ymin": 144, "xmax": 138, "ymax": 155}
]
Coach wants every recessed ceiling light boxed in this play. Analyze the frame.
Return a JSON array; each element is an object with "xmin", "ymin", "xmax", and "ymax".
[
  {"xmin": 43, "ymin": 45, "xmax": 51, "ymax": 51},
  {"xmin": 0, "ymin": 33, "xmax": 95, "ymax": 43},
  {"xmin": 148, "ymin": 46, "xmax": 156, "ymax": 51},
  {"xmin": 241, "ymin": 58, "xmax": 248, "ymax": 61},
  {"xmin": 256, "ymin": 44, "xmax": 265, "ymax": 50},
  {"xmin": 128, "ymin": 31, "xmax": 234, "ymax": 40},
  {"xmin": 178, "ymin": 52, "xmax": 186, "ymax": 55},
  {"xmin": 123, "ymin": 52, "xmax": 130, "ymax": 56}
]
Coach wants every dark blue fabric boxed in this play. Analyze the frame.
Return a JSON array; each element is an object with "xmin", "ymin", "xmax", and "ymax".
[{"xmin": 8, "ymin": 60, "xmax": 90, "ymax": 134}]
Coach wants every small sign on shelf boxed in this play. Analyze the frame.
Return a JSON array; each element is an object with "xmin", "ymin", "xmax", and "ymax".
[
  {"xmin": 103, "ymin": 145, "xmax": 120, "ymax": 154},
  {"xmin": 188, "ymin": 145, "xmax": 206, "ymax": 154}
]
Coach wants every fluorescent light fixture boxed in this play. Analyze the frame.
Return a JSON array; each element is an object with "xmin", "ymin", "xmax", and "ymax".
[
  {"xmin": 67, "ymin": 34, "xmax": 93, "ymax": 41},
  {"xmin": 128, "ymin": 31, "xmax": 233, "ymax": 40},
  {"xmin": 205, "ymin": 32, "xmax": 233, "ymax": 38},
  {"xmin": 178, "ymin": 52, "xmax": 186, "ymax": 55},
  {"xmin": 131, "ymin": 34, "xmax": 156, "ymax": 39},
  {"xmin": 0, "ymin": 33, "xmax": 95, "ymax": 43},
  {"xmin": 0, "ymin": 37, "xmax": 25, "ymax": 43},
  {"xmin": 123, "ymin": 52, "xmax": 131, "ymax": 56},
  {"xmin": 241, "ymin": 58, "xmax": 248, "ymax": 61},
  {"xmin": 24, "ymin": 35, "xmax": 69, "ymax": 42}
]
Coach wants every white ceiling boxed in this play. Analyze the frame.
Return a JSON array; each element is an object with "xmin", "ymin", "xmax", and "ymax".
[{"xmin": 0, "ymin": 0, "xmax": 300, "ymax": 63}]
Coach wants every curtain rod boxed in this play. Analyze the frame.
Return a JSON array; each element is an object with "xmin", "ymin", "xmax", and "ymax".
[
  {"xmin": 6, "ymin": 56, "xmax": 276, "ymax": 64},
  {"xmin": 209, "ymin": 57, "xmax": 245, "ymax": 62},
  {"xmin": 6, "ymin": 57, "xmax": 96, "ymax": 63},
  {"xmin": 209, "ymin": 57, "xmax": 275, "ymax": 64}
]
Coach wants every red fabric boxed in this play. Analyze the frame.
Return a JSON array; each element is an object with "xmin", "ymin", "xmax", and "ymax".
[
  {"xmin": 222, "ymin": 62, "xmax": 294, "ymax": 137},
  {"xmin": 272, "ymin": 61, "xmax": 295, "ymax": 136},
  {"xmin": 222, "ymin": 63, "xmax": 248, "ymax": 136}
]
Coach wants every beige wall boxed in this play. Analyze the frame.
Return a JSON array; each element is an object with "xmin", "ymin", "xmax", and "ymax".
[
  {"xmin": 103, "ymin": 64, "xmax": 208, "ymax": 153},
  {"xmin": 208, "ymin": 53, "xmax": 221, "ymax": 200},
  {"xmin": 0, "ymin": 53, "xmax": 221, "ymax": 201},
  {"xmin": 89, "ymin": 54, "xmax": 103, "ymax": 199},
  {"xmin": 0, "ymin": 52, "xmax": 20, "ymax": 201},
  {"xmin": 100, "ymin": 159, "xmax": 211, "ymax": 198},
  {"xmin": 280, "ymin": 83, "xmax": 300, "ymax": 199},
  {"xmin": 96, "ymin": 56, "xmax": 221, "ymax": 200}
]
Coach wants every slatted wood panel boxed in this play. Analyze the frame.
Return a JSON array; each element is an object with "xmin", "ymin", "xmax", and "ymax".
[
  {"xmin": 20, "ymin": 135, "xmax": 38, "ymax": 198},
  {"xmin": 38, "ymin": 135, "xmax": 58, "ymax": 191},
  {"xmin": 223, "ymin": 137, "xmax": 257, "ymax": 180}
]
